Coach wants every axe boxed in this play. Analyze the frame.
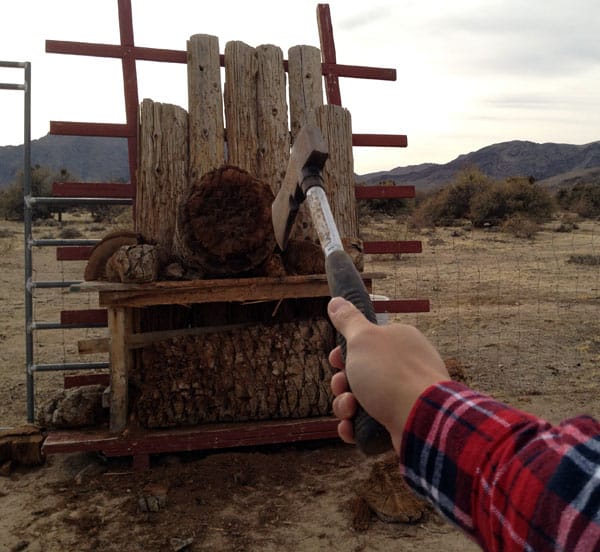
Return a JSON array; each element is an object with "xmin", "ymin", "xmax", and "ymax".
[{"xmin": 272, "ymin": 124, "xmax": 392, "ymax": 456}]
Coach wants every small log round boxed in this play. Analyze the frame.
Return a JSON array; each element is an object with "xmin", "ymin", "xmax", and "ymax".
[{"xmin": 179, "ymin": 165, "xmax": 276, "ymax": 276}]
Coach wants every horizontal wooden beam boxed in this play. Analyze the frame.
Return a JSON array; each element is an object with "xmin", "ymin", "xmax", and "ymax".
[
  {"xmin": 64, "ymin": 373, "xmax": 110, "ymax": 389},
  {"xmin": 50, "ymin": 121, "xmax": 133, "ymax": 137},
  {"xmin": 52, "ymin": 182, "xmax": 134, "ymax": 198},
  {"xmin": 355, "ymin": 185, "xmax": 415, "ymax": 199},
  {"xmin": 352, "ymin": 134, "xmax": 407, "ymax": 147},
  {"xmin": 46, "ymin": 40, "xmax": 395, "ymax": 81},
  {"xmin": 363, "ymin": 241, "xmax": 422, "ymax": 254},
  {"xmin": 57, "ymin": 246, "xmax": 94, "ymax": 261},
  {"xmin": 61, "ymin": 309, "xmax": 108, "ymax": 326},
  {"xmin": 42, "ymin": 417, "xmax": 340, "ymax": 457}
]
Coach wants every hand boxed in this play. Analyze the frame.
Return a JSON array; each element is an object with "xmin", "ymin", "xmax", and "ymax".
[{"xmin": 328, "ymin": 296, "xmax": 450, "ymax": 453}]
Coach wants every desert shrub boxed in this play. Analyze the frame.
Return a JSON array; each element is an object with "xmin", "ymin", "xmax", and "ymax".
[
  {"xmin": 0, "ymin": 165, "xmax": 72, "ymax": 221},
  {"xmin": 557, "ymin": 183, "xmax": 600, "ymax": 218},
  {"xmin": 59, "ymin": 226, "xmax": 84, "ymax": 239},
  {"xmin": 410, "ymin": 166, "xmax": 492, "ymax": 227},
  {"xmin": 501, "ymin": 214, "xmax": 540, "ymax": 238},
  {"xmin": 567, "ymin": 254, "xmax": 600, "ymax": 266},
  {"xmin": 89, "ymin": 204, "xmax": 129, "ymax": 223},
  {"xmin": 470, "ymin": 177, "xmax": 555, "ymax": 227}
]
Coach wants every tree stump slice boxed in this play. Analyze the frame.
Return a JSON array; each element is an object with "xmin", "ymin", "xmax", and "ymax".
[
  {"xmin": 179, "ymin": 165, "xmax": 276, "ymax": 276},
  {"xmin": 187, "ymin": 34, "xmax": 225, "ymax": 180}
]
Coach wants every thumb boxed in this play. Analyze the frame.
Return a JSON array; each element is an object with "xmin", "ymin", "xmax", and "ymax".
[{"xmin": 327, "ymin": 296, "xmax": 373, "ymax": 340}]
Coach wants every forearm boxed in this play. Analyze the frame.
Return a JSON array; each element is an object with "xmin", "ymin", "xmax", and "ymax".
[{"xmin": 400, "ymin": 381, "xmax": 600, "ymax": 551}]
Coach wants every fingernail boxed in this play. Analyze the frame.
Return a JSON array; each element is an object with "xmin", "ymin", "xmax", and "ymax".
[{"xmin": 329, "ymin": 296, "xmax": 347, "ymax": 314}]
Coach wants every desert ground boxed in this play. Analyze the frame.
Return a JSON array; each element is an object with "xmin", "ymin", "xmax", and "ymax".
[{"xmin": 2, "ymin": 211, "xmax": 600, "ymax": 551}]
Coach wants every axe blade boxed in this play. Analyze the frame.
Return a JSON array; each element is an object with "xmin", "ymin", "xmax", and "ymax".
[{"xmin": 272, "ymin": 125, "xmax": 328, "ymax": 250}]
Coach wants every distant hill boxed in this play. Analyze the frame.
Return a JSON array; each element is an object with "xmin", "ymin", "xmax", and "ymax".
[
  {"xmin": 1, "ymin": 136, "xmax": 599, "ymax": 192},
  {"xmin": 358, "ymin": 140, "xmax": 600, "ymax": 191},
  {"xmin": 0, "ymin": 134, "xmax": 129, "ymax": 188}
]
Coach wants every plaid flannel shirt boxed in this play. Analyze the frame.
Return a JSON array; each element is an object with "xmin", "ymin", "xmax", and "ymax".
[{"xmin": 400, "ymin": 381, "xmax": 600, "ymax": 551}]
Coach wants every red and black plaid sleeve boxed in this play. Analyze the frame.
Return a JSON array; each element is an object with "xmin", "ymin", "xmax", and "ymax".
[{"xmin": 400, "ymin": 381, "xmax": 600, "ymax": 551}]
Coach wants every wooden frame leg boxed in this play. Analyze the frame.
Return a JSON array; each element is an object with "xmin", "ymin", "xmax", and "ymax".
[{"xmin": 108, "ymin": 307, "xmax": 133, "ymax": 432}]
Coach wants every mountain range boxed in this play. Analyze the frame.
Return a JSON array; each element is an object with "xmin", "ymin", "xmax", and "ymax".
[{"xmin": 1, "ymin": 134, "xmax": 599, "ymax": 191}]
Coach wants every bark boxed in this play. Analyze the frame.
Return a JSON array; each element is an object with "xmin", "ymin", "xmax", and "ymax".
[{"xmin": 131, "ymin": 316, "xmax": 335, "ymax": 428}]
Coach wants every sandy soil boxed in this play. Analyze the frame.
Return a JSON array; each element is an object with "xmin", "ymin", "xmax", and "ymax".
[{"xmin": 2, "ymin": 213, "xmax": 600, "ymax": 551}]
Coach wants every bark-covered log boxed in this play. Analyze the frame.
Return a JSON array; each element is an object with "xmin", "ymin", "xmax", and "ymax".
[
  {"xmin": 131, "ymin": 317, "xmax": 335, "ymax": 427},
  {"xmin": 178, "ymin": 165, "xmax": 276, "ymax": 276}
]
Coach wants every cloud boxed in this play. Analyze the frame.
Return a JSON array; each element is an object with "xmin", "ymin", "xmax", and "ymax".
[{"xmin": 405, "ymin": 0, "xmax": 600, "ymax": 78}]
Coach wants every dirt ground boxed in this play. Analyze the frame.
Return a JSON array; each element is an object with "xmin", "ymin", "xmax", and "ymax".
[{"xmin": 2, "ymin": 212, "xmax": 600, "ymax": 551}]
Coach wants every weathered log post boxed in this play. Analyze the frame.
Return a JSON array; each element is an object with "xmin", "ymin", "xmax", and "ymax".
[
  {"xmin": 315, "ymin": 104, "xmax": 360, "ymax": 240},
  {"xmin": 223, "ymin": 41, "xmax": 259, "ymax": 174},
  {"xmin": 256, "ymin": 44, "xmax": 289, "ymax": 194},
  {"xmin": 136, "ymin": 99, "xmax": 188, "ymax": 256},
  {"xmin": 187, "ymin": 34, "xmax": 225, "ymax": 180}
]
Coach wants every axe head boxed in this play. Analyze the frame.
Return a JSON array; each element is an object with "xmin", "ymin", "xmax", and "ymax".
[{"xmin": 272, "ymin": 124, "xmax": 328, "ymax": 251}]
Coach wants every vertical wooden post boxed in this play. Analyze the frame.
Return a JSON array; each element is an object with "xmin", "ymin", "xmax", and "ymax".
[
  {"xmin": 109, "ymin": 307, "xmax": 133, "ymax": 432},
  {"xmin": 224, "ymin": 41, "xmax": 259, "ymax": 174},
  {"xmin": 136, "ymin": 99, "xmax": 189, "ymax": 252},
  {"xmin": 316, "ymin": 104, "xmax": 359, "ymax": 240},
  {"xmin": 187, "ymin": 34, "xmax": 225, "ymax": 180},
  {"xmin": 287, "ymin": 45, "xmax": 324, "ymax": 243},
  {"xmin": 287, "ymin": 45, "xmax": 324, "ymax": 142},
  {"xmin": 256, "ymin": 44, "xmax": 289, "ymax": 194}
]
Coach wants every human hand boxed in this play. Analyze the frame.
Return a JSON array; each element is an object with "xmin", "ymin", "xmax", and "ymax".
[{"xmin": 328, "ymin": 296, "xmax": 449, "ymax": 453}]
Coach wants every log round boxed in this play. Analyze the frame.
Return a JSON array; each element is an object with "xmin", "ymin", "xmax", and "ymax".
[{"xmin": 179, "ymin": 165, "xmax": 276, "ymax": 276}]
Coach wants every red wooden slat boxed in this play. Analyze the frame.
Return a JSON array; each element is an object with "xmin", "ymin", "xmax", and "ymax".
[
  {"xmin": 52, "ymin": 182, "xmax": 134, "ymax": 198},
  {"xmin": 352, "ymin": 134, "xmax": 408, "ymax": 147},
  {"xmin": 45, "ymin": 40, "xmax": 125, "ymax": 58},
  {"xmin": 363, "ymin": 241, "xmax": 422, "ymax": 254},
  {"xmin": 317, "ymin": 4, "xmax": 342, "ymax": 105},
  {"xmin": 61, "ymin": 309, "xmax": 108, "ymax": 326},
  {"xmin": 355, "ymin": 185, "xmax": 415, "ymax": 199},
  {"xmin": 56, "ymin": 246, "xmax": 94, "ymax": 261},
  {"xmin": 373, "ymin": 299, "xmax": 430, "ymax": 314},
  {"xmin": 50, "ymin": 121, "xmax": 132, "ymax": 137},
  {"xmin": 64, "ymin": 374, "xmax": 110, "ymax": 389},
  {"xmin": 322, "ymin": 62, "xmax": 395, "ymax": 81}
]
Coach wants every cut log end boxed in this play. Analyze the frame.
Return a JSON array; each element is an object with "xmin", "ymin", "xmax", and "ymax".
[{"xmin": 179, "ymin": 165, "xmax": 276, "ymax": 276}]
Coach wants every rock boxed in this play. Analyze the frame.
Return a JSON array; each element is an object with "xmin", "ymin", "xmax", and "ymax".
[
  {"xmin": 170, "ymin": 537, "xmax": 194, "ymax": 551},
  {"xmin": 138, "ymin": 483, "xmax": 168, "ymax": 513},
  {"xmin": 37, "ymin": 385, "xmax": 106, "ymax": 429},
  {"xmin": 354, "ymin": 454, "xmax": 429, "ymax": 525}
]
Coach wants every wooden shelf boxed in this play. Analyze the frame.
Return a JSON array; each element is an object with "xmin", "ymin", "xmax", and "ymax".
[{"xmin": 71, "ymin": 272, "xmax": 385, "ymax": 308}]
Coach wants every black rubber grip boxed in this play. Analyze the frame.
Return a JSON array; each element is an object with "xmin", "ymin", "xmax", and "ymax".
[{"xmin": 325, "ymin": 249, "xmax": 393, "ymax": 455}]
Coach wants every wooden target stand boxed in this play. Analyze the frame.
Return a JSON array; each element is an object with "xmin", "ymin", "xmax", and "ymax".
[{"xmin": 41, "ymin": 2, "xmax": 429, "ymax": 469}]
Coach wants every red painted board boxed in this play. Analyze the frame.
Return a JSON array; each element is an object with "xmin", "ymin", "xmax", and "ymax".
[
  {"xmin": 363, "ymin": 241, "xmax": 422, "ymax": 254},
  {"xmin": 61, "ymin": 309, "xmax": 108, "ymax": 326},
  {"xmin": 354, "ymin": 186, "xmax": 415, "ymax": 199}
]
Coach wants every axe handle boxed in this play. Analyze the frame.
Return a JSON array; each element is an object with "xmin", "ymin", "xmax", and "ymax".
[{"xmin": 325, "ymin": 249, "xmax": 393, "ymax": 455}]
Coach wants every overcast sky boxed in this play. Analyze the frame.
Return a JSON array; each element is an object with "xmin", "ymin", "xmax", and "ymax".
[{"xmin": 1, "ymin": 0, "xmax": 598, "ymax": 174}]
